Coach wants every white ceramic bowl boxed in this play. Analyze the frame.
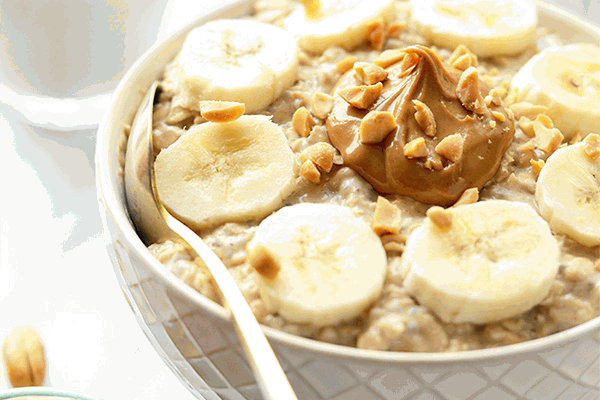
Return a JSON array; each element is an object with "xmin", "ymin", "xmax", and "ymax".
[{"xmin": 95, "ymin": 1, "xmax": 600, "ymax": 399}]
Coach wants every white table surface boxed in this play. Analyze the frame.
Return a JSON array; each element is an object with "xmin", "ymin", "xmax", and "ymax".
[{"xmin": 0, "ymin": 1, "xmax": 599, "ymax": 400}]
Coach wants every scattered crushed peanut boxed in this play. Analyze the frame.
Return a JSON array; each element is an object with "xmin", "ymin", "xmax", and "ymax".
[
  {"xmin": 372, "ymin": 196, "xmax": 402, "ymax": 236},
  {"xmin": 373, "ymin": 49, "xmax": 405, "ymax": 68},
  {"xmin": 518, "ymin": 116, "xmax": 535, "ymax": 137},
  {"xmin": 354, "ymin": 62, "xmax": 388, "ymax": 85},
  {"xmin": 338, "ymin": 82, "xmax": 383, "ymax": 109},
  {"xmin": 448, "ymin": 45, "xmax": 478, "ymax": 68},
  {"xmin": 300, "ymin": 159, "xmax": 321, "ymax": 183},
  {"xmin": 451, "ymin": 53, "xmax": 477, "ymax": 71},
  {"xmin": 311, "ymin": 92, "xmax": 334, "ymax": 119},
  {"xmin": 367, "ymin": 18, "xmax": 386, "ymax": 51},
  {"xmin": 426, "ymin": 206, "xmax": 453, "ymax": 230},
  {"xmin": 489, "ymin": 120, "xmax": 497, "ymax": 129},
  {"xmin": 435, "ymin": 134, "xmax": 464, "ymax": 162},
  {"xmin": 413, "ymin": 100, "xmax": 436, "ymax": 137},
  {"xmin": 248, "ymin": 244, "xmax": 281, "ymax": 279},
  {"xmin": 403, "ymin": 137, "xmax": 428, "ymax": 159},
  {"xmin": 456, "ymin": 67, "xmax": 486, "ymax": 114},
  {"xmin": 453, "ymin": 187, "xmax": 479, "ymax": 206},
  {"xmin": 583, "ymin": 133, "xmax": 600, "ymax": 160},
  {"xmin": 398, "ymin": 52, "xmax": 420, "ymax": 76},
  {"xmin": 359, "ymin": 110, "xmax": 397, "ymax": 144},
  {"xmin": 292, "ymin": 106, "xmax": 315, "ymax": 137},
  {"xmin": 335, "ymin": 56, "xmax": 357, "ymax": 74},
  {"xmin": 302, "ymin": 142, "xmax": 335, "ymax": 172},
  {"xmin": 199, "ymin": 100, "xmax": 245, "ymax": 123},
  {"xmin": 491, "ymin": 110, "xmax": 506, "ymax": 122},
  {"xmin": 509, "ymin": 102, "xmax": 549, "ymax": 121},
  {"xmin": 299, "ymin": 0, "xmax": 322, "ymax": 20},
  {"xmin": 533, "ymin": 115, "xmax": 563, "ymax": 154},
  {"xmin": 531, "ymin": 159, "xmax": 545, "ymax": 176},
  {"xmin": 518, "ymin": 139, "xmax": 536, "ymax": 155},
  {"xmin": 2, "ymin": 326, "xmax": 46, "ymax": 388}
]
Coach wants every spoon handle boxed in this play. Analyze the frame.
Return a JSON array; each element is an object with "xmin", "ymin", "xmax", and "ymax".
[{"xmin": 163, "ymin": 214, "xmax": 299, "ymax": 400}]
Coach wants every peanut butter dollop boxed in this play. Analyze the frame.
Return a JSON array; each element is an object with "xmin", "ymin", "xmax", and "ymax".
[{"xmin": 326, "ymin": 45, "xmax": 515, "ymax": 206}]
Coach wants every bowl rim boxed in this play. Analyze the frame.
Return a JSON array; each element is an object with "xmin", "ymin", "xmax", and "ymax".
[
  {"xmin": 95, "ymin": 0, "xmax": 600, "ymax": 365},
  {"xmin": 0, "ymin": 387, "xmax": 97, "ymax": 400}
]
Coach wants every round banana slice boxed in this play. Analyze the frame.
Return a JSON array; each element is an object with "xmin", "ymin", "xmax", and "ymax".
[
  {"xmin": 172, "ymin": 19, "xmax": 299, "ymax": 113},
  {"xmin": 154, "ymin": 116, "xmax": 297, "ymax": 230},
  {"xmin": 536, "ymin": 134, "xmax": 600, "ymax": 247},
  {"xmin": 284, "ymin": 0, "xmax": 396, "ymax": 54},
  {"xmin": 411, "ymin": 0, "xmax": 537, "ymax": 57},
  {"xmin": 510, "ymin": 44, "xmax": 600, "ymax": 140},
  {"xmin": 247, "ymin": 203, "xmax": 387, "ymax": 326},
  {"xmin": 401, "ymin": 200, "xmax": 560, "ymax": 324}
]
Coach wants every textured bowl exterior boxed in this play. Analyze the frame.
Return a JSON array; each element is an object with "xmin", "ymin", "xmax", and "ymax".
[{"xmin": 95, "ymin": 1, "xmax": 600, "ymax": 399}]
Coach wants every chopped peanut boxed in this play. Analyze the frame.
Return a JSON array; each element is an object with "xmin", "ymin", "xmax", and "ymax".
[
  {"xmin": 303, "ymin": 142, "xmax": 335, "ymax": 172},
  {"xmin": 531, "ymin": 159, "xmax": 545, "ymax": 176},
  {"xmin": 368, "ymin": 18, "xmax": 386, "ymax": 51},
  {"xmin": 336, "ymin": 56, "xmax": 357, "ymax": 74},
  {"xmin": 435, "ymin": 134, "xmax": 464, "ymax": 162},
  {"xmin": 292, "ymin": 106, "xmax": 315, "ymax": 137},
  {"xmin": 311, "ymin": 92, "xmax": 334, "ymax": 119},
  {"xmin": 533, "ymin": 115, "xmax": 563, "ymax": 154},
  {"xmin": 413, "ymin": 100, "xmax": 436, "ymax": 137},
  {"xmin": 360, "ymin": 110, "xmax": 397, "ymax": 143},
  {"xmin": 386, "ymin": 21, "xmax": 407, "ymax": 39},
  {"xmin": 583, "ymin": 133, "xmax": 600, "ymax": 160},
  {"xmin": 518, "ymin": 116, "xmax": 535, "ymax": 137},
  {"xmin": 489, "ymin": 120, "xmax": 497, "ymax": 129},
  {"xmin": 199, "ymin": 100, "xmax": 245, "ymax": 123},
  {"xmin": 426, "ymin": 206, "xmax": 453, "ymax": 230},
  {"xmin": 456, "ymin": 67, "xmax": 486, "ymax": 114},
  {"xmin": 509, "ymin": 102, "xmax": 549, "ymax": 121},
  {"xmin": 354, "ymin": 62, "xmax": 388, "ymax": 85},
  {"xmin": 373, "ymin": 49, "xmax": 406, "ymax": 68},
  {"xmin": 491, "ymin": 111, "xmax": 506, "ymax": 122},
  {"xmin": 453, "ymin": 187, "xmax": 479, "ymax": 206},
  {"xmin": 338, "ymin": 82, "xmax": 383, "ymax": 109},
  {"xmin": 518, "ymin": 139, "xmax": 536, "ymax": 155},
  {"xmin": 372, "ymin": 196, "xmax": 402, "ymax": 236},
  {"xmin": 299, "ymin": 0, "xmax": 322, "ymax": 20},
  {"xmin": 398, "ymin": 52, "xmax": 420, "ymax": 77},
  {"xmin": 300, "ymin": 160, "xmax": 321, "ymax": 183},
  {"xmin": 451, "ymin": 53, "xmax": 476, "ymax": 71},
  {"xmin": 404, "ymin": 137, "xmax": 428, "ymax": 159},
  {"xmin": 248, "ymin": 243, "xmax": 281, "ymax": 279},
  {"xmin": 448, "ymin": 45, "xmax": 478, "ymax": 68}
]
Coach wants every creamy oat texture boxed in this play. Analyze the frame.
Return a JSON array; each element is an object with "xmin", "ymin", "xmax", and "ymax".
[{"xmin": 144, "ymin": 0, "xmax": 600, "ymax": 352}]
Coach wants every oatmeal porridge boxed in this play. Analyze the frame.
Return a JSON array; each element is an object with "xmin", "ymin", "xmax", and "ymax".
[{"xmin": 132, "ymin": 0, "xmax": 600, "ymax": 352}]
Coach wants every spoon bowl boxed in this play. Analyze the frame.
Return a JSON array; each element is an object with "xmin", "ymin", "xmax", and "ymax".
[{"xmin": 123, "ymin": 82, "xmax": 298, "ymax": 400}]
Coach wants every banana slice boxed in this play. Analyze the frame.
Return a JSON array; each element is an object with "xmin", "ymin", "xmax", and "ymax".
[
  {"xmin": 154, "ymin": 116, "xmax": 297, "ymax": 230},
  {"xmin": 411, "ymin": 0, "xmax": 537, "ymax": 57},
  {"xmin": 247, "ymin": 203, "xmax": 387, "ymax": 326},
  {"xmin": 283, "ymin": 0, "xmax": 396, "ymax": 54},
  {"xmin": 401, "ymin": 200, "xmax": 560, "ymax": 324},
  {"xmin": 510, "ymin": 44, "xmax": 600, "ymax": 140},
  {"xmin": 171, "ymin": 19, "xmax": 299, "ymax": 113},
  {"xmin": 535, "ymin": 134, "xmax": 600, "ymax": 247}
]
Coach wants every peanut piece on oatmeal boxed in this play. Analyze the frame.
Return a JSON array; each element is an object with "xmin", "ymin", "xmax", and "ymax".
[
  {"xmin": 199, "ymin": 100, "xmax": 245, "ymax": 123},
  {"xmin": 336, "ymin": 56, "xmax": 357, "ymax": 74},
  {"xmin": 360, "ymin": 110, "xmax": 397, "ymax": 143},
  {"xmin": 453, "ymin": 187, "xmax": 479, "ymax": 206},
  {"xmin": 403, "ymin": 137, "xmax": 428, "ymax": 159},
  {"xmin": 491, "ymin": 110, "xmax": 506, "ymax": 122},
  {"xmin": 518, "ymin": 139, "xmax": 536, "ymax": 155},
  {"xmin": 448, "ymin": 45, "xmax": 478, "ymax": 68},
  {"xmin": 300, "ymin": 0, "xmax": 322, "ymax": 20},
  {"xmin": 386, "ymin": 21, "xmax": 407, "ymax": 39},
  {"xmin": 338, "ymin": 82, "xmax": 383, "ymax": 109},
  {"xmin": 533, "ymin": 115, "xmax": 563, "ymax": 154},
  {"xmin": 531, "ymin": 159, "xmax": 545, "ymax": 176},
  {"xmin": 426, "ymin": 206, "xmax": 453, "ymax": 230},
  {"xmin": 368, "ymin": 18, "xmax": 386, "ymax": 51},
  {"xmin": 583, "ymin": 133, "xmax": 600, "ymax": 160},
  {"xmin": 300, "ymin": 159, "xmax": 321, "ymax": 183},
  {"xmin": 311, "ymin": 92, "xmax": 334, "ymax": 119},
  {"xmin": 373, "ymin": 49, "xmax": 406, "ymax": 68},
  {"xmin": 509, "ymin": 101, "xmax": 549, "ymax": 121},
  {"xmin": 451, "ymin": 53, "xmax": 477, "ymax": 71},
  {"xmin": 292, "ymin": 106, "xmax": 315, "ymax": 137},
  {"xmin": 248, "ymin": 243, "xmax": 281, "ymax": 279},
  {"xmin": 413, "ymin": 100, "xmax": 436, "ymax": 137},
  {"xmin": 372, "ymin": 196, "xmax": 402, "ymax": 236},
  {"xmin": 456, "ymin": 67, "xmax": 486, "ymax": 114},
  {"xmin": 303, "ymin": 142, "xmax": 335, "ymax": 172},
  {"xmin": 398, "ymin": 52, "xmax": 420, "ymax": 77},
  {"xmin": 518, "ymin": 116, "xmax": 535, "ymax": 137},
  {"xmin": 435, "ymin": 133, "xmax": 464, "ymax": 162},
  {"xmin": 354, "ymin": 62, "xmax": 388, "ymax": 85}
]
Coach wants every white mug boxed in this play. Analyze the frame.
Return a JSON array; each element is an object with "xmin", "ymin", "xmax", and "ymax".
[{"xmin": 0, "ymin": 0, "xmax": 169, "ymax": 130}]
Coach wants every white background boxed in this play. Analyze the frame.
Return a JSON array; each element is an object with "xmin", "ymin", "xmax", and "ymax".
[{"xmin": 0, "ymin": 1, "xmax": 599, "ymax": 399}]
